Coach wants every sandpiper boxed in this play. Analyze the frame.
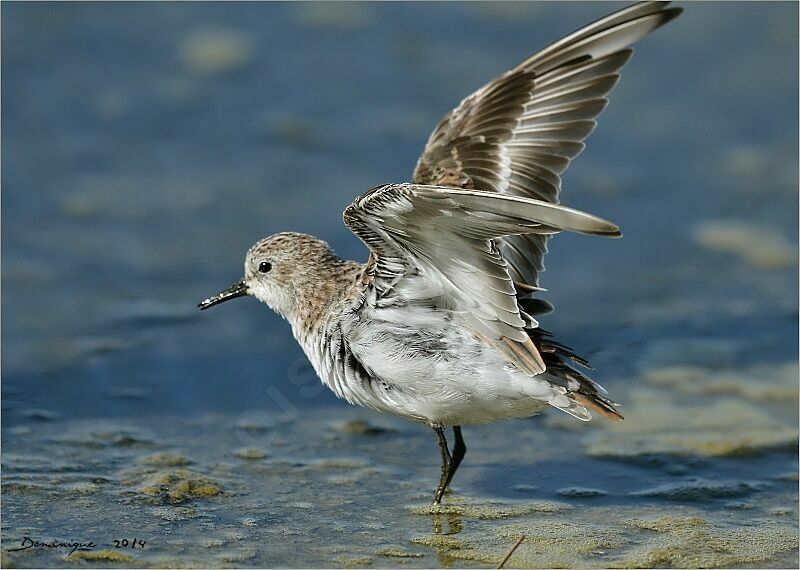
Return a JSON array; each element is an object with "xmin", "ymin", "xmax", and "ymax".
[{"xmin": 199, "ymin": 1, "xmax": 681, "ymax": 505}]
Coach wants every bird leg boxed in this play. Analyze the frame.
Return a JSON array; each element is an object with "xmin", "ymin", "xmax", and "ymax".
[
  {"xmin": 432, "ymin": 425, "xmax": 468, "ymax": 504},
  {"xmin": 432, "ymin": 426, "xmax": 452, "ymax": 505},
  {"xmin": 445, "ymin": 426, "xmax": 466, "ymax": 490}
]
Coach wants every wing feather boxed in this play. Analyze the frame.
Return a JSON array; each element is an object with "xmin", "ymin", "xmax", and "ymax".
[
  {"xmin": 343, "ymin": 183, "xmax": 621, "ymax": 377},
  {"xmin": 413, "ymin": 1, "xmax": 681, "ymax": 289}
]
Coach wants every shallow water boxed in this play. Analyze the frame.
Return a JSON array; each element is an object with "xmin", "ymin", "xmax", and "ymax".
[
  {"xmin": 2, "ymin": 1, "xmax": 798, "ymax": 568},
  {"xmin": 3, "ymin": 404, "xmax": 798, "ymax": 568}
]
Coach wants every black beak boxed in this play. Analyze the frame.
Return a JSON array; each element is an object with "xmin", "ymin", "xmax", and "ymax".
[{"xmin": 198, "ymin": 280, "xmax": 248, "ymax": 310}]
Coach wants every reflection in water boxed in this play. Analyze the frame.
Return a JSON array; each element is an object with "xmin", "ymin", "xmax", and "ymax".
[
  {"xmin": 431, "ymin": 509, "xmax": 465, "ymax": 569},
  {"xmin": 432, "ymin": 508, "xmax": 464, "ymax": 536}
]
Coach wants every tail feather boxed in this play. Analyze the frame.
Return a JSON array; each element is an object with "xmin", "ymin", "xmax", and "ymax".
[{"xmin": 528, "ymin": 324, "xmax": 623, "ymax": 421}]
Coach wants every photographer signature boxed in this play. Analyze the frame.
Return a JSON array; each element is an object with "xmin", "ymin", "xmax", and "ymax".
[{"xmin": 8, "ymin": 536, "xmax": 146, "ymax": 556}]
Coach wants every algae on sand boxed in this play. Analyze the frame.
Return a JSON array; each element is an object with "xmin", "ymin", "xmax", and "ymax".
[
  {"xmin": 407, "ymin": 507, "xmax": 799, "ymax": 569},
  {"xmin": 376, "ymin": 547, "xmax": 425, "ymax": 558},
  {"xmin": 412, "ymin": 497, "xmax": 571, "ymax": 520},
  {"xmin": 614, "ymin": 515, "xmax": 799, "ymax": 568},
  {"xmin": 3, "ymin": 407, "xmax": 797, "ymax": 568},
  {"xmin": 139, "ymin": 452, "xmax": 191, "ymax": 467},
  {"xmin": 68, "ymin": 549, "xmax": 136, "ymax": 563},
  {"xmin": 584, "ymin": 361, "xmax": 799, "ymax": 459},
  {"xmin": 133, "ymin": 467, "xmax": 222, "ymax": 505},
  {"xmin": 234, "ymin": 447, "xmax": 268, "ymax": 460}
]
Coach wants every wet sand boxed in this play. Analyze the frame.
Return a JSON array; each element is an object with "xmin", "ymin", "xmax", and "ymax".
[{"xmin": 4, "ymin": 367, "xmax": 797, "ymax": 569}]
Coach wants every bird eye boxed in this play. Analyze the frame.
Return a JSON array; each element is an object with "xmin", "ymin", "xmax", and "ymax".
[{"xmin": 258, "ymin": 261, "xmax": 272, "ymax": 273}]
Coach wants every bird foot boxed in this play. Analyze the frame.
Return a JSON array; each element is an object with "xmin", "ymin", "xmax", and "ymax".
[{"xmin": 428, "ymin": 501, "xmax": 444, "ymax": 514}]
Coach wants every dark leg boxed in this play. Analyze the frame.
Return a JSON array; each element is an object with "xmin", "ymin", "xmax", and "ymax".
[
  {"xmin": 445, "ymin": 426, "xmax": 466, "ymax": 489},
  {"xmin": 432, "ymin": 426, "xmax": 468, "ymax": 505},
  {"xmin": 432, "ymin": 426, "xmax": 452, "ymax": 504}
]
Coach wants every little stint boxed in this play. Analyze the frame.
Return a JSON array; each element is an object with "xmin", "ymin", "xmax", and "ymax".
[{"xmin": 199, "ymin": 1, "xmax": 681, "ymax": 505}]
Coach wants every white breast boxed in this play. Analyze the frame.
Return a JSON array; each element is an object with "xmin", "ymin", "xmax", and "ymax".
[{"xmin": 328, "ymin": 303, "xmax": 555, "ymax": 426}]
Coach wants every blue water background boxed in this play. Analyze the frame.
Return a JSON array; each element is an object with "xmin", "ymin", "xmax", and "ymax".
[{"xmin": 3, "ymin": 1, "xmax": 797, "ymax": 427}]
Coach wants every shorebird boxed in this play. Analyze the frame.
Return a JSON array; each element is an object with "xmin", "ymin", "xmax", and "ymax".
[{"xmin": 199, "ymin": 1, "xmax": 681, "ymax": 505}]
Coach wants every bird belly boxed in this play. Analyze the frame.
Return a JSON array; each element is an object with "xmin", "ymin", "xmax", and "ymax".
[{"xmin": 344, "ymin": 306, "xmax": 552, "ymax": 426}]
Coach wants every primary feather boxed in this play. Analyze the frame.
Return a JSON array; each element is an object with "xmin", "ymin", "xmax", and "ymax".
[{"xmin": 413, "ymin": 1, "xmax": 681, "ymax": 287}]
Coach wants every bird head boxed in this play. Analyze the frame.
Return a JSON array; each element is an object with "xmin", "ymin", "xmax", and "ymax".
[{"xmin": 198, "ymin": 232, "xmax": 338, "ymax": 320}]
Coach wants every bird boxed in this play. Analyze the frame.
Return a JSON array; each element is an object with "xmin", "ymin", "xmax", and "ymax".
[{"xmin": 199, "ymin": 1, "xmax": 681, "ymax": 506}]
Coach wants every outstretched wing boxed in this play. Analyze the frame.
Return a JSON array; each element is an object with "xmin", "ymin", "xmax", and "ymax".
[
  {"xmin": 343, "ymin": 183, "xmax": 620, "ymax": 380},
  {"xmin": 413, "ymin": 1, "xmax": 681, "ymax": 287}
]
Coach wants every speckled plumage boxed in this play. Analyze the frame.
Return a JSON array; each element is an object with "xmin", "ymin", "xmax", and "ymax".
[{"xmin": 199, "ymin": 1, "xmax": 681, "ymax": 504}]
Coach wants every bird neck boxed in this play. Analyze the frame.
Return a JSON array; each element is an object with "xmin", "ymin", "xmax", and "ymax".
[{"xmin": 286, "ymin": 258, "xmax": 364, "ymax": 343}]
